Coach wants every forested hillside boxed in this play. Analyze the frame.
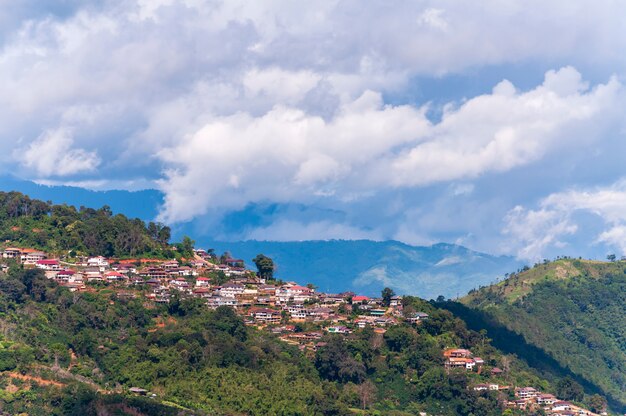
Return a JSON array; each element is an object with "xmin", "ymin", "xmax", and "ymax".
[
  {"xmin": 0, "ymin": 267, "xmax": 560, "ymax": 415},
  {"xmin": 461, "ymin": 259, "xmax": 626, "ymax": 412},
  {"xmin": 0, "ymin": 191, "xmax": 172, "ymax": 258}
]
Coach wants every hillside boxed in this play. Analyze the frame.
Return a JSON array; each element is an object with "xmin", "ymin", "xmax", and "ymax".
[
  {"xmin": 0, "ymin": 191, "xmax": 172, "ymax": 258},
  {"xmin": 460, "ymin": 259, "xmax": 626, "ymax": 412},
  {"xmin": 0, "ymin": 176, "xmax": 162, "ymax": 221},
  {"xmin": 0, "ymin": 266, "xmax": 562, "ymax": 415},
  {"xmin": 203, "ymin": 240, "xmax": 522, "ymax": 299}
]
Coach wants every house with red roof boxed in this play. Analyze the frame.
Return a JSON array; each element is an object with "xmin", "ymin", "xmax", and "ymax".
[{"xmin": 36, "ymin": 259, "xmax": 60, "ymax": 271}]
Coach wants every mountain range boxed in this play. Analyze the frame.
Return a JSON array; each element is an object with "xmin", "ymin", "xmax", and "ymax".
[{"xmin": 203, "ymin": 240, "xmax": 522, "ymax": 299}]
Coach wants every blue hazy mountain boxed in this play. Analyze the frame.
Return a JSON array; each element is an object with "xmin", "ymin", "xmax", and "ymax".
[
  {"xmin": 202, "ymin": 240, "xmax": 524, "ymax": 299},
  {"xmin": 0, "ymin": 176, "xmax": 162, "ymax": 220}
]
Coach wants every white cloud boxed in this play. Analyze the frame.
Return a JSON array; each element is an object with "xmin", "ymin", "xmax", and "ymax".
[
  {"xmin": 16, "ymin": 128, "xmax": 100, "ymax": 177},
  {"xmin": 503, "ymin": 205, "xmax": 578, "ymax": 261},
  {"xmin": 157, "ymin": 68, "xmax": 623, "ymax": 223},
  {"xmin": 0, "ymin": 0, "xmax": 626, "ymax": 253},
  {"xmin": 503, "ymin": 179, "xmax": 626, "ymax": 260},
  {"xmin": 243, "ymin": 219, "xmax": 382, "ymax": 241}
]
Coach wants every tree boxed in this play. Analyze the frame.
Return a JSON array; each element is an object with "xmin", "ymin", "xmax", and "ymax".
[
  {"xmin": 606, "ymin": 253, "xmax": 616, "ymax": 262},
  {"xmin": 357, "ymin": 380, "xmax": 377, "ymax": 410},
  {"xmin": 383, "ymin": 326, "xmax": 417, "ymax": 352},
  {"xmin": 253, "ymin": 254, "xmax": 275, "ymax": 280},
  {"xmin": 315, "ymin": 336, "xmax": 365, "ymax": 383},
  {"xmin": 556, "ymin": 376, "xmax": 584, "ymax": 402},
  {"xmin": 381, "ymin": 287, "xmax": 395, "ymax": 307},
  {"xmin": 587, "ymin": 394, "xmax": 607, "ymax": 413},
  {"xmin": 179, "ymin": 236, "xmax": 195, "ymax": 258}
]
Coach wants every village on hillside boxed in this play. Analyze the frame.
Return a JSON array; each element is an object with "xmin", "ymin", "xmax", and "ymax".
[{"xmin": 0, "ymin": 246, "xmax": 606, "ymax": 416}]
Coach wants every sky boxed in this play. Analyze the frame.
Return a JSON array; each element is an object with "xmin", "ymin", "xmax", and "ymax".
[{"xmin": 2, "ymin": 0, "xmax": 626, "ymax": 261}]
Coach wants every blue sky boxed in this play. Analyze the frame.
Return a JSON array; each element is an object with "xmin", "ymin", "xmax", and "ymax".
[{"xmin": 2, "ymin": 0, "xmax": 626, "ymax": 261}]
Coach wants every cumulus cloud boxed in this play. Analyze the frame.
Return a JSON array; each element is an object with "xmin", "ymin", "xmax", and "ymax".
[
  {"xmin": 503, "ymin": 180, "xmax": 626, "ymax": 260},
  {"xmin": 157, "ymin": 68, "xmax": 623, "ymax": 223},
  {"xmin": 1, "ymin": 0, "xmax": 626, "ymax": 253},
  {"xmin": 16, "ymin": 128, "xmax": 100, "ymax": 177}
]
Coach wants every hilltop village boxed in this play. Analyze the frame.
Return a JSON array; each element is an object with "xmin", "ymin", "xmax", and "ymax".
[{"xmin": 0, "ymin": 245, "xmax": 606, "ymax": 416}]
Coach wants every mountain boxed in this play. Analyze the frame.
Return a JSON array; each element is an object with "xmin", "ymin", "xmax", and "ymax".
[
  {"xmin": 0, "ymin": 266, "xmax": 560, "ymax": 416},
  {"xmin": 202, "ymin": 240, "xmax": 523, "ymax": 299},
  {"xmin": 0, "ymin": 176, "xmax": 162, "ymax": 220},
  {"xmin": 459, "ymin": 259, "xmax": 626, "ymax": 412}
]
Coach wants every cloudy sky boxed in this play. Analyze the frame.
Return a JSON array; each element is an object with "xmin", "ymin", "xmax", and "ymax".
[{"xmin": 2, "ymin": 0, "xmax": 626, "ymax": 261}]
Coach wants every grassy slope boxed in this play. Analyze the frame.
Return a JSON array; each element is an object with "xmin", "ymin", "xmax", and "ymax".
[{"xmin": 461, "ymin": 259, "xmax": 626, "ymax": 412}]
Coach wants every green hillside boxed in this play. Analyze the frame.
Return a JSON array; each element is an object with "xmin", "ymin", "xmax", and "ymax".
[
  {"xmin": 0, "ymin": 191, "xmax": 172, "ymax": 258},
  {"xmin": 0, "ymin": 266, "xmax": 559, "ymax": 415},
  {"xmin": 461, "ymin": 259, "xmax": 626, "ymax": 412}
]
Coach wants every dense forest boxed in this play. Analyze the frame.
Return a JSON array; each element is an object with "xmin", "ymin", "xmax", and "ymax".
[
  {"xmin": 0, "ymin": 191, "xmax": 172, "ymax": 258},
  {"xmin": 461, "ymin": 259, "xmax": 626, "ymax": 413},
  {"xmin": 0, "ymin": 266, "xmax": 559, "ymax": 415}
]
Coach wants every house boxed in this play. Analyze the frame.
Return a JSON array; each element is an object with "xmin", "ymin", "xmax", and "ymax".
[
  {"xmin": 552, "ymin": 401, "xmax": 572, "ymax": 412},
  {"xmin": 551, "ymin": 401, "xmax": 572, "ymax": 412},
  {"xmin": 537, "ymin": 394, "xmax": 557, "ymax": 405},
  {"xmin": 36, "ymin": 259, "xmax": 60, "ymax": 271},
  {"xmin": 162, "ymin": 260, "xmax": 179, "ymax": 269},
  {"xmin": 56, "ymin": 269, "xmax": 77, "ymax": 282},
  {"xmin": 206, "ymin": 296, "xmax": 238, "ymax": 308},
  {"xmin": 516, "ymin": 387, "xmax": 538, "ymax": 399},
  {"xmin": 192, "ymin": 287, "xmax": 212, "ymax": 298},
  {"xmin": 249, "ymin": 307, "xmax": 281, "ymax": 324},
  {"xmin": 87, "ymin": 256, "xmax": 109, "ymax": 269},
  {"xmin": 389, "ymin": 295, "xmax": 403, "ymax": 307},
  {"xmin": 490, "ymin": 367, "xmax": 504, "ymax": 376},
  {"xmin": 104, "ymin": 271, "xmax": 127, "ymax": 282},
  {"xmin": 2, "ymin": 248, "xmax": 21, "ymax": 259},
  {"xmin": 473, "ymin": 384, "xmax": 489, "ymax": 391},
  {"xmin": 195, "ymin": 277, "xmax": 210, "ymax": 287},
  {"xmin": 352, "ymin": 295, "xmax": 369, "ymax": 304},
  {"xmin": 406, "ymin": 312, "xmax": 429, "ymax": 323},
  {"xmin": 140, "ymin": 268, "xmax": 168, "ymax": 279},
  {"xmin": 219, "ymin": 283, "xmax": 245, "ymax": 298},
  {"xmin": 370, "ymin": 308, "xmax": 386, "ymax": 316},
  {"xmin": 21, "ymin": 250, "xmax": 46, "ymax": 264},
  {"xmin": 443, "ymin": 349, "xmax": 472, "ymax": 358},
  {"xmin": 326, "ymin": 326, "xmax": 351, "ymax": 334},
  {"xmin": 445, "ymin": 357, "xmax": 476, "ymax": 370}
]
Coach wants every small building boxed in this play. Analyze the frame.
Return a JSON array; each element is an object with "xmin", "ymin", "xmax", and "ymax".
[{"xmin": 36, "ymin": 259, "xmax": 60, "ymax": 271}]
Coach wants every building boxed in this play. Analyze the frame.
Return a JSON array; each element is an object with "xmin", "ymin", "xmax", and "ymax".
[{"xmin": 36, "ymin": 259, "xmax": 60, "ymax": 271}]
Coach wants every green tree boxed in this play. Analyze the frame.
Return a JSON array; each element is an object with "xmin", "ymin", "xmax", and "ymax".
[
  {"xmin": 381, "ymin": 287, "xmax": 395, "ymax": 307},
  {"xmin": 587, "ymin": 394, "xmax": 607, "ymax": 413},
  {"xmin": 556, "ymin": 376, "xmax": 584, "ymax": 402},
  {"xmin": 253, "ymin": 254, "xmax": 275, "ymax": 280}
]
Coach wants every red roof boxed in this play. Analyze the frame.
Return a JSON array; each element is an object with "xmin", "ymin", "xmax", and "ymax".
[
  {"xmin": 58, "ymin": 269, "xmax": 75, "ymax": 275},
  {"xmin": 352, "ymin": 295, "xmax": 369, "ymax": 302},
  {"xmin": 196, "ymin": 277, "xmax": 210, "ymax": 281},
  {"xmin": 37, "ymin": 259, "xmax": 59, "ymax": 265}
]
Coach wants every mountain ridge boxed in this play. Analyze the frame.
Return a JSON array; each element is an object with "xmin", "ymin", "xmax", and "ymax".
[
  {"xmin": 201, "ymin": 239, "xmax": 523, "ymax": 299},
  {"xmin": 460, "ymin": 259, "xmax": 626, "ymax": 412}
]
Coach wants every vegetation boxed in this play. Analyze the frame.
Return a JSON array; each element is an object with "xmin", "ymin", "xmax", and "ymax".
[
  {"xmin": 0, "ymin": 266, "xmax": 557, "ymax": 415},
  {"xmin": 0, "ymin": 191, "xmax": 173, "ymax": 258},
  {"xmin": 253, "ymin": 254, "xmax": 275, "ymax": 280},
  {"xmin": 462, "ymin": 258, "xmax": 626, "ymax": 413}
]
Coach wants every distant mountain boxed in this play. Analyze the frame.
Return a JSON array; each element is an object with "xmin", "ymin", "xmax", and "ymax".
[
  {"xmin": 460, "ymin": 259, "xmax": 626, "ymax": 412},
  {"xmin": 202, "ymin": 239, "xmax": 523, "ymax": 299},
  {"xmin": 0, "ymin": 176, "xmax": 162, "ymax": 220}
]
